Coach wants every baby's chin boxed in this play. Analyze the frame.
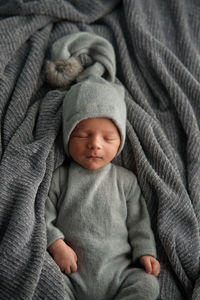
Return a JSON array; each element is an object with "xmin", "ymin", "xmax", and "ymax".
[{"xmin": 78, "ymin": 158, "xmax": 108, "ymax": 170}]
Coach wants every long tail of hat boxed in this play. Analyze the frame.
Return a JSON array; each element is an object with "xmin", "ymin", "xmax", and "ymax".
[{"xmin": 45, "ymin": 32, "xmax": 116, "ymax": 87}]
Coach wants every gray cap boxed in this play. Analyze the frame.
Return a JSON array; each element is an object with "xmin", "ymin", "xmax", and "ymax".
[
  {"xmin": 62, "ymin": 75, "xmax": 126, "ymax": 157},
  {"xmin": 48, "ymin": 32, "xmax": 126, "ymax": 158}
]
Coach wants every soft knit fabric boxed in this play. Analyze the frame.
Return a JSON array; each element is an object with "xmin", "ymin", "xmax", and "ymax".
[
  {"xmin": 45, "ymin": 161, "xmax": 159, "ymax": 300},
  {"xmin": 1, "ymin": 1, "xmax": 200, "ymax": 299}
]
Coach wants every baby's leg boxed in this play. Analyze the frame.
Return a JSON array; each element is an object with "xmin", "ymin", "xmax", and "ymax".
[{"xmin": 115, "ymin": 267, "xmax": 159, "ymax": 300}]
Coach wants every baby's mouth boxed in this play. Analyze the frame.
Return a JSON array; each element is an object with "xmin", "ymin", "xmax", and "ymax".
[{"xmin": 87, "ymin": 155, "xmax": 102, "ymax": 159}]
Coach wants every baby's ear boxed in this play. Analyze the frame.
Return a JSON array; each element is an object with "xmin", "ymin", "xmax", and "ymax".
[{"xmin": 45, "ymin": 57, "xmax": 83, "ymax": 88}]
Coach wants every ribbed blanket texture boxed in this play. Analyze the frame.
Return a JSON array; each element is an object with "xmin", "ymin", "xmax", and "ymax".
[{"xmin": 0, "ymin": 1, "xmax": 200, "ymax": 299}]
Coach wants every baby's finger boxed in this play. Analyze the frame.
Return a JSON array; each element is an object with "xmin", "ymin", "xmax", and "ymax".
[
  {"xmin": 64, "ymin": 266, "xmax": 72, "ymax": 275},
  {"xmin": 152, "ymin": 261, "xmax": 160, "ymax": 277},
  {"xmin": 140, "ymin": 256, "xmax": 152, "ymax": 274},
  {"xmin": 71, "ymin": 262, "xmax": 78, "ymax": 273},
  {"xmin": 145, "ymin": 261, "xmax": 152, "ymax": 274},
  {"xmin": 73, "ymin": 251, "xmax": 78, "ymax": 262}
]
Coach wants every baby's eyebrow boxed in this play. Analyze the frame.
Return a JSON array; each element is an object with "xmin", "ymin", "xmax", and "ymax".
[
  {"xmin": 73, "ymin": 127, "xmax": 118, "ymax": 135},
  {"xmin": 73, "ymin": 128, "xmax": 90, "ymax": 134},
  {"xmin": 102, "ymin": 129, "xmax": 119, "ymax": 134},
  {"xmin": 103, "ymin": 132, "xmax": 118, "ymax": 136}
]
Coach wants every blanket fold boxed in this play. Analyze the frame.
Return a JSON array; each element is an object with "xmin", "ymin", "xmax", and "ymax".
[{"xmin": 1, "ymin": 0, "xmax": 200, "ymax": 299}]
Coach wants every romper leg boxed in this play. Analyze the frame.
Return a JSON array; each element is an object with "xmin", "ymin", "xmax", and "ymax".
[{"xmin": 115, "ymin": 267, "xmax": 160, "ymax": 300}]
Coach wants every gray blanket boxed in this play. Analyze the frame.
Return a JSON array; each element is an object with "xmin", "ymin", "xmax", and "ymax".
[{"xmin": 1, "ymin": 0, "xmax": 200, "ymax": 299}]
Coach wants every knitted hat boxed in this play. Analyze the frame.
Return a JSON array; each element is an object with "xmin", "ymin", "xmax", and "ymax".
[
  {"xmin": 62, "ymin": 75, "xmax": 126, "ymax": 157},
  {"xmin": 47, "ymin": 32, "xmax": 126, "ymax": 157}
]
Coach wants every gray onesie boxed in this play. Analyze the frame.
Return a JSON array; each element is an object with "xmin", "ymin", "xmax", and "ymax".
[{"xmin": 45, "ymin": 161, "xmax": 159, "ymax": 300}]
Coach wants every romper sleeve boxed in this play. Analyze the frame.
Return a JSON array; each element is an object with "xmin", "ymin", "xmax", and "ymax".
[
  {"xmin": 126, "ymin": 174, "xmax": 157, "ymax": 263},
  {"xmin": 45, "ymin": 166, "xmax": 65, "ymax": 248}
]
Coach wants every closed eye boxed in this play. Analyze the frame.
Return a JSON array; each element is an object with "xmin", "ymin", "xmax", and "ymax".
[
  {"xmin": 104, "ymin": 136, "xmax": 118, "ymax": 141},
  {"xmin": 70, "ymin": 130, "xmax": 89, "ymax": 138},
  {"xmin": 73, "ymin": 134, "xmax": 88, "ymax": 138}
]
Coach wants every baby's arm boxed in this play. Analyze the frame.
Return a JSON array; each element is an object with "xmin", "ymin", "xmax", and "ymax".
[
  {"xmin": 45, "ymin": 164, "xmax": 77, "ymax": 274},
  {"xmin": 140, "ymin": 255, "xmax": 160, "ymax": 277},
  {"xmin": 48, "ymin": 239, "xmax": 77, "ymax": 274},
  {"xmin": 126, "ymin": 173, "xmax": 159, "ymax": 269}
]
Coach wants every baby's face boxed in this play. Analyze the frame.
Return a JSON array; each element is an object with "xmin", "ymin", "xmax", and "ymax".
[{"xmin": 69, "ymin": 118, "xmax": 121, "ymax": 170}]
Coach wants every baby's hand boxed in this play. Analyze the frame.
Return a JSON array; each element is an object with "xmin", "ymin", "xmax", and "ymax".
[
  {"xmin": 139, "ymin": 255, "xmax": 160, "ymax": 277},
  {"xmin": 48, "ymin": 239, "xmax": 78, "ymax": 274}
]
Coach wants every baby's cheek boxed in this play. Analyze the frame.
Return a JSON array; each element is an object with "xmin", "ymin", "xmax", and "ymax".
[{"xmin": 107, "ymin": 147, "xmax": 118, "ymax": 159}]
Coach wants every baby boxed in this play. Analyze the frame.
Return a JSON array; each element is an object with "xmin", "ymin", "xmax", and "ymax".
[{"xmin": 45, "ymin": 75, "xmax": 160, "ymax": 300}]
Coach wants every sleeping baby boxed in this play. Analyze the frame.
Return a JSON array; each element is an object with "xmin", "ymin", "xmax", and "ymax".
[{"xmin": 45, "ymin": 32, "xmax": 160, "ymax": 300}]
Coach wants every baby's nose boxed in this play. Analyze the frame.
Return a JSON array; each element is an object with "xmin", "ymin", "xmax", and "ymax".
[{"xmin": 88, "ymin": 136, "xmax": 102, "ymax": 149}]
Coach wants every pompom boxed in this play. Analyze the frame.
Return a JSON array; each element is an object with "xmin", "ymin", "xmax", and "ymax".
[{"xmin": 45, "ymin": 56, "xmax": 83, "ymax": 88}]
